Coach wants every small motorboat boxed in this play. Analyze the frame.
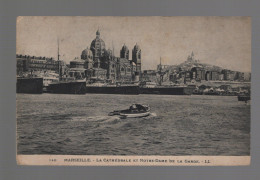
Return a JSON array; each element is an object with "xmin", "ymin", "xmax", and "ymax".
[{"xmin": 108, "ymin": 104, "xmax": 151, "ymax": 118}]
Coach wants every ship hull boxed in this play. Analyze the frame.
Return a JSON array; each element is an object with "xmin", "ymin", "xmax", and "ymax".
[
  {"xmin": 237, "ymin": 95, "xmax": 250, "ymax": 101},
  {"xmin": 140, "ymin": 86, "xmax": 194, "ymax": 95},
  {"xmin": 16, "ymin": 78, "xmax": 43, "ymax": 94},
  {"xmin": 48, "ymin": 81, "xmax": 86, "ymax": 94},
  {"xmin": 86, "ymin": 86, "xmax": 140, "ymax": 95},
  {"xmin": 120, "ymin": 111, "xmax": 150, "ymax": 118}
]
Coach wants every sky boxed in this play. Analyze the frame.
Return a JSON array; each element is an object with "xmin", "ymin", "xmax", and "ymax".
[{"xmin": 17, "ymin": 16, "xmax": 251, "ymax": 72}]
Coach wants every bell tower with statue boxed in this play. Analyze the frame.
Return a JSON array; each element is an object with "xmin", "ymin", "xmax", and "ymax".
[
  {"xmin": 120, "ymin": 44, "xmax": 129, "ymax": 60},
  {"xmin": 132, "ymin": 43, "xmax": 142, "ymax": 75}
]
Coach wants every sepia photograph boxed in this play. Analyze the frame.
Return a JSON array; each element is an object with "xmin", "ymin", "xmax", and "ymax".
[{"xmin": 16, "ymin": 16, "xmax": 251, "ymax": 166}]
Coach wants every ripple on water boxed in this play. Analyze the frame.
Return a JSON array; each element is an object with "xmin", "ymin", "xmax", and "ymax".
[{"xmin": 17, "ymin": 94, "xmax": 250, "ymax": 155}]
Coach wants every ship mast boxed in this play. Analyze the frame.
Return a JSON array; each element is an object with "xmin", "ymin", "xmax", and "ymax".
[
  {"xmin": 112, "ymin": 41, "xmax": 114, "ymax": 57},
  {"xmin": 57, "ymin": 38, "xmax": 60, "ymax": 61},
  {"xmin": 57, "ymin": 38, "xmax": 61, "ymax": 80},
  {"xmin": 159, "ymin": 57, "xmax": 163, "ymax": 86},
  {"xmin": 112, "ymin": 41, "xmax": 117, "ymax": 82}
]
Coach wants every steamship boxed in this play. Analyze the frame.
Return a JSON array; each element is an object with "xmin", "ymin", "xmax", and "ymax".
[
  {"xmin": 85, "ymin": 78, "xmax": 140, "ymax": 95},
  {"xmin": 139, "ymin": 83, "xmax": 194, "ymax": 95},
  {"xmin": 45, "ymin": 39, "xmax": 87, "ymax": 95},
  {"xmin": 47, "ymin": 78, "xmax": 86, "ymax": 94},
  {"xmin": 16, "ymin": 76, "xmax": 43, "ymax": 94}
]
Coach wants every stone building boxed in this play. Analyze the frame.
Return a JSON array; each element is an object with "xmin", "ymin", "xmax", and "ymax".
[
  {"xmin": 191, "ymin": 67, "xmax": 206, "ymax": 81},
  {"xmin": 81, "ymin": 47, "xmax": 94, "ymax": 69},
  {"xmin": 221, "ymin": 69, "xmax": 238, "ymax": 81},
  {"xmin": 120, "ymin": 44, "xmax": 129, "ymax": 60},
  {"xmin": 16, "ymin": 54, "xmax": 66, "ymax": 75},
  {"xmin": 132, "ymin": 43, "xmax": 142, "ymax": 75},
  {"xmin": 184, "ymin": 71, "xmax": 192, "ymax": 83},
  {"xmin": 90, "ymin": 30, "xmax": 106, "ymax": 68},
  {"xmin": 205, "ymin": 71, "xmax": 219, "ymax": 81},
  {"xmin": 142, "ymin": 70, "xmax": 157, "ymax": 82},
  {"xmin": 68, "ymin": 47, "xmax": 96, "ymax": 80},
  {"xmin": 68, "ymin": 58, "xmax": 87, "ymax": 80},
  {"xmin": 65, "ymin": 30, "xmax": 141, "ymax": 82},
  {"xmin": 86, "ymin": 30, "xmax": 141, "ymax": 82}
]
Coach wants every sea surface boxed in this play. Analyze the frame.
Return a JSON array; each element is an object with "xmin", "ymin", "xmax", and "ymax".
[{"xmin": 16, "ymin": 94, "xmax": 250, "ymax": 155}]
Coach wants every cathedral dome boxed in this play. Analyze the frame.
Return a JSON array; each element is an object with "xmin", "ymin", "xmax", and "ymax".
[
  {"xmin": 81, "ymin": 47, "xmax": 93, "ymax": 60},
  {"xmin": 90, "ymin": 38, "xmax": 106, "ymax": 50},
  {"xmin": 90, "ymin": 30, "xmax": 106, "ymax": 58},
  {"xmin": 82, "ymin": 47, "xmax": 93, "ymax": 56}
]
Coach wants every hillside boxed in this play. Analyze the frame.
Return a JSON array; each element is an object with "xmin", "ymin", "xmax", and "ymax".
[{"xmin": 175, "ymin": 59, "xmax": 223, "ymax": 72}]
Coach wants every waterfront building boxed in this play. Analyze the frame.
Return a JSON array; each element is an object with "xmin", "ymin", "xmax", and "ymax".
[
  {"xmin": 219, "ymin": 74, "xmax": 224, "ymax": 81},
  {"xmin": 169, "ymin": 73, "xmax": 178, "ymax": 83},
  {"xmin": 221, "ymin": 69, "xmax": 229, "ymax": 80},
  {"xmin": 16, "ymin": 54, "xmax": 66, "ymax": 75},
  {"xmin": 234, "ymin": 72, "xmax": 251, "ymax": 82},
  {"xmin": 68, "ymin": 57, "xmax": 88, "ymax": 80},
  {"xmin": 70, "ymin": 57, "xmax": 85, "ymax": 69},
  {"xmin": 191, "ymin": 67, "xmax": 206, "ymax": 81},
  {"xmin": 184, "ymin": 71, "xmax": 192, "ymax": 83},
  {"xmin": 243, "ymin": 72, "xmax": 251, "ymax": 81},
  {"xmin": 211, "ymin": 71, "xmax": 219, "ymax": 81},
  {"xmin": 86, "ymin": 30, "xmax": 141, "ymax": 82},
  {"xmin": 205, "ymin": 71, "xmax": 210, "ymax": 81},
  {"xmin": 221, "ymin": 69, "xmax": 237, "ymax": 81},
  {"xmin": 205, "ymin": 71, "xmax": 219, "ymax": 81},
  {"xmin": 16, "ymin": 56, "xmax": 29, "ymax": 75},
  {"xmin": 142, "ymin": 70, "xmax": 157, "ymax": 82}
]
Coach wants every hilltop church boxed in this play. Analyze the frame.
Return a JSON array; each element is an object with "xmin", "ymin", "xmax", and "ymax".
[{"xmin": 69, "ymin": 30, "xmax": 142, "ymax": 82}]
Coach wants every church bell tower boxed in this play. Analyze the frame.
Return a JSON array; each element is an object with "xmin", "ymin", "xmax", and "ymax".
[{"xmin": 132, "ymin": 43, "xmax": 141, "ymax": 74}]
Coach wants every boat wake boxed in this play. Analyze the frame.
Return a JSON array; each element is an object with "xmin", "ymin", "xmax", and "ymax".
[
  {"xmin": 71, "ymin": 115, "xmax": 121, "ymax": 124},
  {"xmin": 149, "ymin": 112, "xmax": 157, "ymax": 117},
  {"xmin": 70, "ymin": 112, "xmax": 157, "ymax": 125}
]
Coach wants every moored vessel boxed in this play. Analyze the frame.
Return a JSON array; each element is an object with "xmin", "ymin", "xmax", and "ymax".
[
  {"xmin": 86, "ymin": 84, "xmax": 140, "ymax": 95},
  {"xmin": 16, "ymin": 77, "xmax": 43, "ymax": 94},
  {"xmin": 140, "ymin": 85, "xmax": 194, "ymax": 95},
  {"xmin": 47, "ymin": 78, "xmax": 86, "ymax": 94},
  {"xmin": 86, "ymin": 78, "xmax": 140, "ymax": 95},
  {"xmin": 237, "ymin": 94, "xmax": 250, "ymax": 102}
]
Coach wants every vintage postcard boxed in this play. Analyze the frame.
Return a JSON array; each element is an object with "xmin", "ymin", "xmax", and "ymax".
[{"xmin": 16, "ymin": 16, "xmax": 251, "ymax": 166}]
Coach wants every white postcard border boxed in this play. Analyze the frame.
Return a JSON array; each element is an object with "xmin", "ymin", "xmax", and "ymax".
[{"xmin": 17, "ymin": 155, "xmax": 250, "ymax": 166}]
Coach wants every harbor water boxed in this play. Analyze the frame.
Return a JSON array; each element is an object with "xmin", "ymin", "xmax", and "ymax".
[{"xmin": 17, "ymin": 94, "xmax": 250, "ymax": 155}]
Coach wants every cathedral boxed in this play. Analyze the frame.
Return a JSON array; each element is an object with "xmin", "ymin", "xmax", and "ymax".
[{"xmin": 69, "ymin": 30, "xmax": 142, "ymax": 82}]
